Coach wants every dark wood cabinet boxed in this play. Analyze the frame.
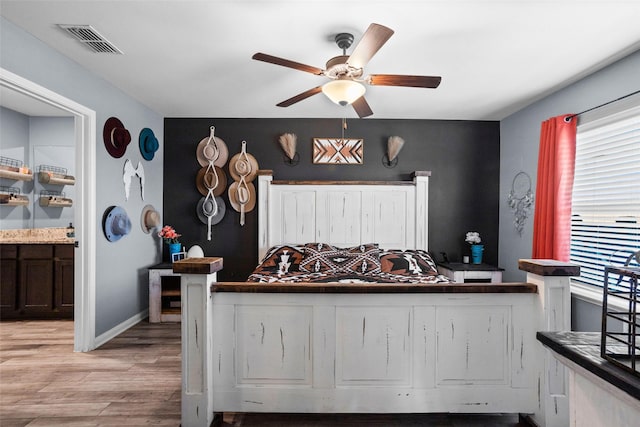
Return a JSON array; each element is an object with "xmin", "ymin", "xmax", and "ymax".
[
  {"xmin": 55, "ymin": 245, "xmax": 74, "ymax": 314},
  {"xmin": 0, "ymin": 243, "xmax": 74, "ymax": 319},
  {"xmin": 0, "ymin": 245, "xmax": 18, "ymax": 315},
  {"xmin": 21, "ymin": 259, "xmax": 54, "ymax": 312}
]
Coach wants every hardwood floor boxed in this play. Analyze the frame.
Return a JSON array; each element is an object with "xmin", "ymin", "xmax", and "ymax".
[
  {"xmin": 0, "ymin": 319, "xmax": 181, "ymax": 426},
  {"xmin": 1, "ymin": 320, "xmax": 526, "ymax": 427}
]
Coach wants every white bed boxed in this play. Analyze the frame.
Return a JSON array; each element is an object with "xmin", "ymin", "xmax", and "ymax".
[{"xmin": 178, "ymin": 171, "xmax": 572, "ymax": 427}]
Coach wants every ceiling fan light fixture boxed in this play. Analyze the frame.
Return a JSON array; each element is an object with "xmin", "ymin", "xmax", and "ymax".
[{"xmin": 322, "ymin": 80, "xmax": 366, "ymax": 106}]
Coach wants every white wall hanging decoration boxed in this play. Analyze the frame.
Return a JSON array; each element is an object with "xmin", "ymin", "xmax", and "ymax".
[
  {"xmin": 123, "ymin": 159, "xmax": 145, "ymax": 201},
  {"xmin": 195, "ymin": 126, "xmax": 228, "ymax": 240},
  {"xmin": 507, "ymin": 171, "xmax": 534, "ymax": 236},
  {"xmin": 228, "ymin": 140, "xmax": 258, "ymax": 226}
]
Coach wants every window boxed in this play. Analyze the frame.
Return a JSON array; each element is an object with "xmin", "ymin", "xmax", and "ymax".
[{"xmin": 570, "ymin": 95, "xmax": 640, "ymax": 291}]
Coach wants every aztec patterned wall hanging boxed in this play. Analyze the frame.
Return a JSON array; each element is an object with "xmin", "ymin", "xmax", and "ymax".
[{"xmin": 312, "ymin": 138, "xmax": 363, "ymax": 165}]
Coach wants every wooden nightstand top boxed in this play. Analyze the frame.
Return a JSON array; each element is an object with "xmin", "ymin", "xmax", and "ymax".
[{"xmin": 437, "ymin": 262, "xmax": 504, "ymax": 272}]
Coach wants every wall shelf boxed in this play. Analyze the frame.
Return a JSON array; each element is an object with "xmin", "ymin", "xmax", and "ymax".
[
  {"xmin": 0, "ymin": 186, "xmax": 29, "ymax": 206},
  {"xmin": 0, "ymin": 156, "xmax": 32, "ymax": 181},
  {"xmin": 37, "ymin": 165, "xmax": 75, "ymax": 186},
  {"xmin": 39, "ymin": 190, "xmax": 72, "ymax": 208},
  {"xmin": 0, "ymin": 195, "xmax": 29, "ymax": 206}
]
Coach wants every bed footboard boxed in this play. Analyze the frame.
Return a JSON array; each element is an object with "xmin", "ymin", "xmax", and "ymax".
[
  {"xmin": 212, "ymin": 291, "xmax": 537, "ymax": 413},
  {"xmin": 177, "ymin": 259, "xmax": 579, "ymax": 427}
]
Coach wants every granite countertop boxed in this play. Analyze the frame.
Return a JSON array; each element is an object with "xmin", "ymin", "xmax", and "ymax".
[
  {"xmin": 537, "ymin": 331, "xmax": 640, "ymax": 401},
  {"xmin": 0, "ymin": 227, "xmax": 75, "ymax": 244}
]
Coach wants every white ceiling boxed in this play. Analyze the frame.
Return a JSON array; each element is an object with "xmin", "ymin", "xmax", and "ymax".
[{"xmin": 2, "ymin": 0, "xmax": 639, "ymax": 120}]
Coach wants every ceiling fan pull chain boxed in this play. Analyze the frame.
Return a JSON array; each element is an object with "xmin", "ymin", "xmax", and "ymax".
[{"xmin": 341, "ymin": 118, "xmax": 347, "ymax": 141}]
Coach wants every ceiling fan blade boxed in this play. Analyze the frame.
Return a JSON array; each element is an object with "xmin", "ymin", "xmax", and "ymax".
[
  {"xmin": 368, "ymin": 74, "xmax": 442, "ymax": 88},
  {"xmin": 276, "ymin": 86, "xmax": 323, "ymax": 107},
  {"xmin": 347, "ymin": 23, "xmax": 394, "ymax": 69},
  {"xmin": 352, "ymin": 96, "xmax": 373, "ymax": 118},
  {"xmin": 252, "ymin": 53, "xmax": 324, "ymax": 75}
]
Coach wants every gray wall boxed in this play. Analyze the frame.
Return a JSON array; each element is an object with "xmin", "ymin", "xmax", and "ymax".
[
  {"xmin": 1, "ymin": 17, "xmax": 164, "ymax": 337},
  {"xmin": 0, "ymin": 111, "xmax": 75, "ymax": 229},
  {"xmin": 164, "ymin": 118, "xmax": 500, "ymax": 281},
  {"xmin": 0, "ymin": 106, "xmax": 30, "ymax": 228},
  {"xmin": 499, "ymin": 49, "xmax": 640, "ymax": 329},
  {"xmin": 31, "ymin": 116, "xmax": 75, "ymax": 229}
]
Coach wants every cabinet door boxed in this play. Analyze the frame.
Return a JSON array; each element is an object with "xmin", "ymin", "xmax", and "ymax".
[
  {"xmin": 0, "ymin": 258, "xmax": 18, "ymax": 316},
  {"xmin": 55, "ymin": 258, "xmax": 74, "ymax": 314},
  {"xmin": 20, "ymin": 259, "xmax": 54, "ymax": 313}
]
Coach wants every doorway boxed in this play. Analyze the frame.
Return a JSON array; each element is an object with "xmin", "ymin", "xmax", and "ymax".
[{"xmin": 0, "ymin": 67, "xmax": 97, "ymax": 351}]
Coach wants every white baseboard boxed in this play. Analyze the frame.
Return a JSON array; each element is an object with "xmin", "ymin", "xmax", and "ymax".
[{"xmin": 94, "ymin": 309, "xmax": 149, "ymax": 349}]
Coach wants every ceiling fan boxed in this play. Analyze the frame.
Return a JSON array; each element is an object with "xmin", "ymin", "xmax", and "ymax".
[{"xmin": 252, "ymin": 23, "xmax": 441, "ymax": 118}]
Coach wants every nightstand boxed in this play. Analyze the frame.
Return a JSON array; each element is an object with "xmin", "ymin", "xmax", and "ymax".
[
  {"xmin": 437, "ymin": 262, "xmax": 504, "ymax": 283},
  {"xmin": 148, "ymin": 263, "xmax": 181, "ymax": 323}
]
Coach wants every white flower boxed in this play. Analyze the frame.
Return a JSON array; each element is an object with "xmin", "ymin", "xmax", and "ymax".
[{"xmin": 465, "ymin": 231, "xmax": 481, "ymax": 245}]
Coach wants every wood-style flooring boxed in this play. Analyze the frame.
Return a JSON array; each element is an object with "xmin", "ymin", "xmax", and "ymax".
[
  {"xmin": 0, "ymin": 320, "xmax": 526, "ymax": 427},
  {"xmin": 1, "ymin": 320, "xmax": 181, "ymax": 426}
]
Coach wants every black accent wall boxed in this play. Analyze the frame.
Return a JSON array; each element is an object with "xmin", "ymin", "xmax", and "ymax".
[{"xmin": 164, "ymin": 118, "xmax": 500, "ymax": 281}]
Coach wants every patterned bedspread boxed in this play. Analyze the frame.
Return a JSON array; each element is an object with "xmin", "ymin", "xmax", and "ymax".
[
  {"xmin": 247, "ymin": 243, "xmax": 452, "ymax": 284},
  {"xmin": 247, "ymin": 271, "xmax": 452, "ymax": 284}
]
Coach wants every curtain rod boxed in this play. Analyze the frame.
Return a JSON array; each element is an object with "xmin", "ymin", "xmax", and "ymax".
[{"xmin": 565, "ymin": 89, "xmax": 640, "ymax": 122}]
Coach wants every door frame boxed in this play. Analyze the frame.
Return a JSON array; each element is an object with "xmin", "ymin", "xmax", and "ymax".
[{"xmin": 1, "ymin": 67, "xmax": 97, "ymax": 351}]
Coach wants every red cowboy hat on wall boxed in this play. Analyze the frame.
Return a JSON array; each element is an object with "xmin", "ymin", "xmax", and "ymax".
[{"xmin": 103, "ymin": 116, "xmax": 131, "ymax": 158}]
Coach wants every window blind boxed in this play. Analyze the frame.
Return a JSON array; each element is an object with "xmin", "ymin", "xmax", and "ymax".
[{"xmin": 570, "ymin": 101, "xmax": 640, "ymax": 288}]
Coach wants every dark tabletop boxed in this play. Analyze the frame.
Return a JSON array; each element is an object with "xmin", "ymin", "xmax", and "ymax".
[
  {"xmin": 537, "ymin": 331, "xmax": 640, "ymax": 401},
  {"xmin": 438, "ymin": 262, "xmax": 504, "ymax": 272},
  {"xmin": 149, "ymin": 262, "xmax": 174, "ymax": 269}
]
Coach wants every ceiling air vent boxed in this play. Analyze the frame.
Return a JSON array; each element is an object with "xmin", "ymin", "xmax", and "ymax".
[{"xmin": 57, "ymin": 24, "xmax": 123, "ymax": 54}]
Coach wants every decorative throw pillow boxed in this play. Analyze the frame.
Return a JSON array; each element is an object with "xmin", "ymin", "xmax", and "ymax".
[
  {"xmin": 299, "ymin": 243, "xmax": 381, "ymax": 275},
  {"xmin": 379, "ymin": 249, "xmax": 438, "ymax": 275},
  {"xmin": 254, "ymin": 245, "xmax": 305, "ymax": 275}
]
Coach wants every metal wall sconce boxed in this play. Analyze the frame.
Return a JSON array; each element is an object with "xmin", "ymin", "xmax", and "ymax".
[
  {"xmin": 278, "ymin": 133, "xmax": 299, "ymax": 166},
  {"xmin": 382, "ymin": 135, "xmax": 405, "ymax": 168}
]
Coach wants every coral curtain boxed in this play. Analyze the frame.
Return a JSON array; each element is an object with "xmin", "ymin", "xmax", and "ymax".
[{"xmin": 532, "ymin": 114, "xmax": 577, "ymax": 261}]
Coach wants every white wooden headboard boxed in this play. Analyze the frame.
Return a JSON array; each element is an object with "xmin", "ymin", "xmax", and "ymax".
[{"xmin": 257, "ymin": 171, "xmax": 430, "ymax": 261}]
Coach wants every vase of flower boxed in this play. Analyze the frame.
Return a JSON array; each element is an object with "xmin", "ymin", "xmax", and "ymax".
[
  {"xmin": 158, "ymin": 225, "xmax": 182, "ymax": 262},
  {"xmin": 168, "ymin": 242, "xmax": 182, "ymax": 260},
  {"xmin": 471, "ymin": 244, "xmax": 484, "ymax": 264},
  {"xmin": 465, "ymin": 231, "xmax": 483, "ymax": 264}
]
